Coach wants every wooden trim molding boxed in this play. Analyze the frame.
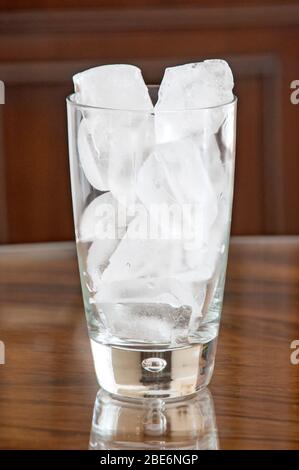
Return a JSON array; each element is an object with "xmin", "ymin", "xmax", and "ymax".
[
  {"xmin": 0, "ymin": 107, "xmax": 8, "ymax": 243},
  {"xmin": 0, "ymin": 5, "xmax": 299, "ymax": 35}
]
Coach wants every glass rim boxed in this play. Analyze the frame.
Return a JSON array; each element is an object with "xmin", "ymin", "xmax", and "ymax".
[{"xmin": 66, "ymin": 92, "xmax": 237, "ymax": 114}]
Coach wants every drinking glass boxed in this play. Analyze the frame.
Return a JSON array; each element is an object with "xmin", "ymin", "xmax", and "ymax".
[{"xmin": 66, "ymin": 89, "xmax": 237, "ymax": 399}]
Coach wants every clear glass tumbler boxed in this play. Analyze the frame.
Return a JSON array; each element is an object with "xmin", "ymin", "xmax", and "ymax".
[{"xmin": 66, "ymin": 89, "xmax": 237, "ymax": 400}]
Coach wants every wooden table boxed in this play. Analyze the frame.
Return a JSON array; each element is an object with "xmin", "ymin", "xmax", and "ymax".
[{"xmin": 0, "ymin": 237, "xmax": 298, "ymax": 450}]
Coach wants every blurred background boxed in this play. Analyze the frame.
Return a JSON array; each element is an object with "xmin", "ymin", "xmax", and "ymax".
[{"xmin": 0, "ymin": 0, "xmax": 298, "ymax": 244}]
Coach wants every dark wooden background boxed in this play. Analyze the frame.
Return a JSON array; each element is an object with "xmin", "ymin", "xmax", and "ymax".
[{"xmin": 0, "ymin": 0, "xmax": 298, "ymax": 243}]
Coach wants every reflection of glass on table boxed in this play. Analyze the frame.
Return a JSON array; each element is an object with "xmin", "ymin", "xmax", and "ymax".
[{"xmin": 89, "ymin": 388, "xmax": 218, "ymax": 450}]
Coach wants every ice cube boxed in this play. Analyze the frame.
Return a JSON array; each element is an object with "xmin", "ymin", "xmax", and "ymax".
[
  {"xmin": 154, "ymin": 109, "xmax": 208, "ymax": 144},
  {"xmin": 94, "ymin": 278, "xmax": 199, "ymax": 310},
  {"xmin": 77, "ymin": 117, "xmax": 110, "ymax": 191},
  {"xmin": 156, "ymin": 60, "xmax": 233, "ymax": 110},
  {"xmin": 83, "ymin": 193, "xmax": 131, "ymax": 289},
  {"xmin": 178, "ymin": 243, "xmax": 221, "ymax": 282},
  {"xmin": 107, "ymin": 113, "xmax": 154, "ymax": 208},
  {"xmin": 136, "ymin": 138, "xmax": 218, "ymax": 242},
  {"xmin": 74, "ymin": 64, "xmax": 154, "ymax": 200},
  {"xmin": 101, "ymin": 212, "xmax": 184, "ymax": 282},
  {"xmin": 155, "ymin": 60, "xmax": 234, "ymax": 142},
  {"xmin": 87, "ymin": 238, "xmax": 120, "ymax": 291},
  {"xmin": 98, "ymin": 212, "xmax": 206, "ymax": 312},
  {"xmin": 91, "ymin": 302, "xmax": 190, "ymax": 344},
  {"xmin": 73, "ymin": 64, "xmax": 153, "ymax": 110},
  {"xmin": 77, "ymin": 104, "xmax": 154, "ymax": 203},
  {"xmin": 195, "ymin": 132, "xmax": 227, "ymax": 200},
  {"xmin": 80, "ymin": 192, "xmax": 128, "ymax": 242},
  {"xmin": 202, "ymin": 59, "xmax": 234, "ymax": 105},
  {"xmin": 180, "ymin": 131, "xmax": 233, "ymax": 282},
  {"xmin": 180, "ymin": 195, "xmax": 230, "ymax": 282},
  {"xmin": 135, "ymin": 137, "xmax": 228, "ymax": 283}
]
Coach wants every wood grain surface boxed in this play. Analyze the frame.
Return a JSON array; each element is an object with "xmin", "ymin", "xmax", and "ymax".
[{"xmin": 0, "ymin": 236, "xmax": 298, "ymax": 450}]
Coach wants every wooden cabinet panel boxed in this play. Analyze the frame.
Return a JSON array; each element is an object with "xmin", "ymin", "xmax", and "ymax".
[
  {"xmin": 0, "ymin": 3, "xmax": 298, "ymax": 242},
  {"xmin": 232, "ymin": 77, "xmax": 265, "ymax": 235},
  {"xmin": 3, "ymin": 84, "xmax": 73, "ymax": 243}
]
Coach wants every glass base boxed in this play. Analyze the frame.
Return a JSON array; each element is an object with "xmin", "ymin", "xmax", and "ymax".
[{"xmin": 90, "ymin": 338, "xmax": 217, "ymax": 400}]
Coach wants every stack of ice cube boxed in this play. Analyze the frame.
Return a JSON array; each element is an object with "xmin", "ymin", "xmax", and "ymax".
[{"xmin": 73, "ymin": 61, "xmax": 234, "ymax": 338}]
